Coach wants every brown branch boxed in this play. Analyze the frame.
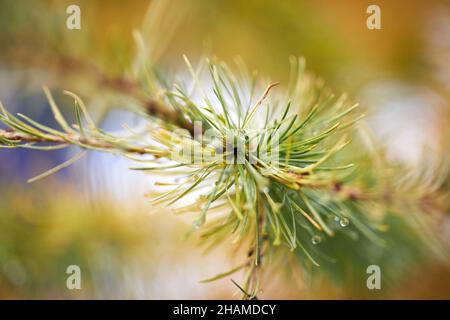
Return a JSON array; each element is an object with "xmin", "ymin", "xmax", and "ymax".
[
  {"xmin": 6, "ymin": 48, "xmax": 194, "ymax": 134},
  {"xmin": 0, "ymin": 129, "xmax": 161, "ymax": 157},
  {"xmin": 0, "ymin": 129, "xmax": 63, "ymax": 143},
  {"xmin": 59, "ymin": 55, "xmax": 195, "ymax": 134}
]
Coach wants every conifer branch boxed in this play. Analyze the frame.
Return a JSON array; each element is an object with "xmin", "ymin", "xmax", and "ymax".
[{"xmin": 1, "ymin": 49, "xmax": 446, "ymax": 298}]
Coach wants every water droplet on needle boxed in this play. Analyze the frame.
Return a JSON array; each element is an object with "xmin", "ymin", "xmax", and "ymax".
[
  {"xmin": 312, "ymin": 235, "xmax": 321, "ymax": 245},
  {"xmin": 339, "ymin": 217, "xmax": 349, "ymax": 227}
]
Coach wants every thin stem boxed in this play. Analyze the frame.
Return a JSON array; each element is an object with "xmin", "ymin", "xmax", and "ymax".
[
  {"xmin": 0, "ymin": 129, "xmax": 161, "ymax": 157},
  {"xmin": 6, "ymin": 50, "xmax": 194, "ymax": 134}
]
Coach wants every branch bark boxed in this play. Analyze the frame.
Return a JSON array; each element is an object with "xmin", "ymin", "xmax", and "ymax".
[{"xmin": 0, "ymin": 129, "xmax": 161, "ymax": 157}]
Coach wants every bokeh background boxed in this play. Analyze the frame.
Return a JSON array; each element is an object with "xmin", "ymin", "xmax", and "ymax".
[{"xmin": 0, "ymin": 0, "xmax": 449, "ymax": 299}]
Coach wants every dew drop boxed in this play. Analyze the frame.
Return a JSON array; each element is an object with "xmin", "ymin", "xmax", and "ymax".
[
  {"xmin": 339, "ymin": 217, "xmax": 349, "ymax": 227},
  {"xmin": 193, "ymin": 220, "xmax": 203, "ymax": 229},
  {"xmin": 311, "ymin": 235, "xmax": 322, "ymax": 245}
]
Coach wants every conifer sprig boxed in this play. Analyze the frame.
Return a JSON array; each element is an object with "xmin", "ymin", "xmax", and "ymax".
[{"xmin": 0, "ymin": 55, "xmax": 386, "ymax": 298}]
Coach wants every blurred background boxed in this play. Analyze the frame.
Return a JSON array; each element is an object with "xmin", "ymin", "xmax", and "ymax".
[{"xmin": 0, "ymin": 0, "xmax": 449, "ymax": 299}]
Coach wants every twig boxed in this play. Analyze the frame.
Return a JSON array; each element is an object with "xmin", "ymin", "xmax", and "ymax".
[
  {"xmin": 0, "ymin": 129, "xmax": 160, "ymax": 156},
  {"xmin": 6, "ymin": 49, "xmax": 194, "ymax": 134}
]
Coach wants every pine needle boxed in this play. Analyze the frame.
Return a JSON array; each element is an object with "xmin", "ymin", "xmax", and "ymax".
[{"xmin": 27, "ymin": 150, "xmax": 87, "ymax": 183}]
